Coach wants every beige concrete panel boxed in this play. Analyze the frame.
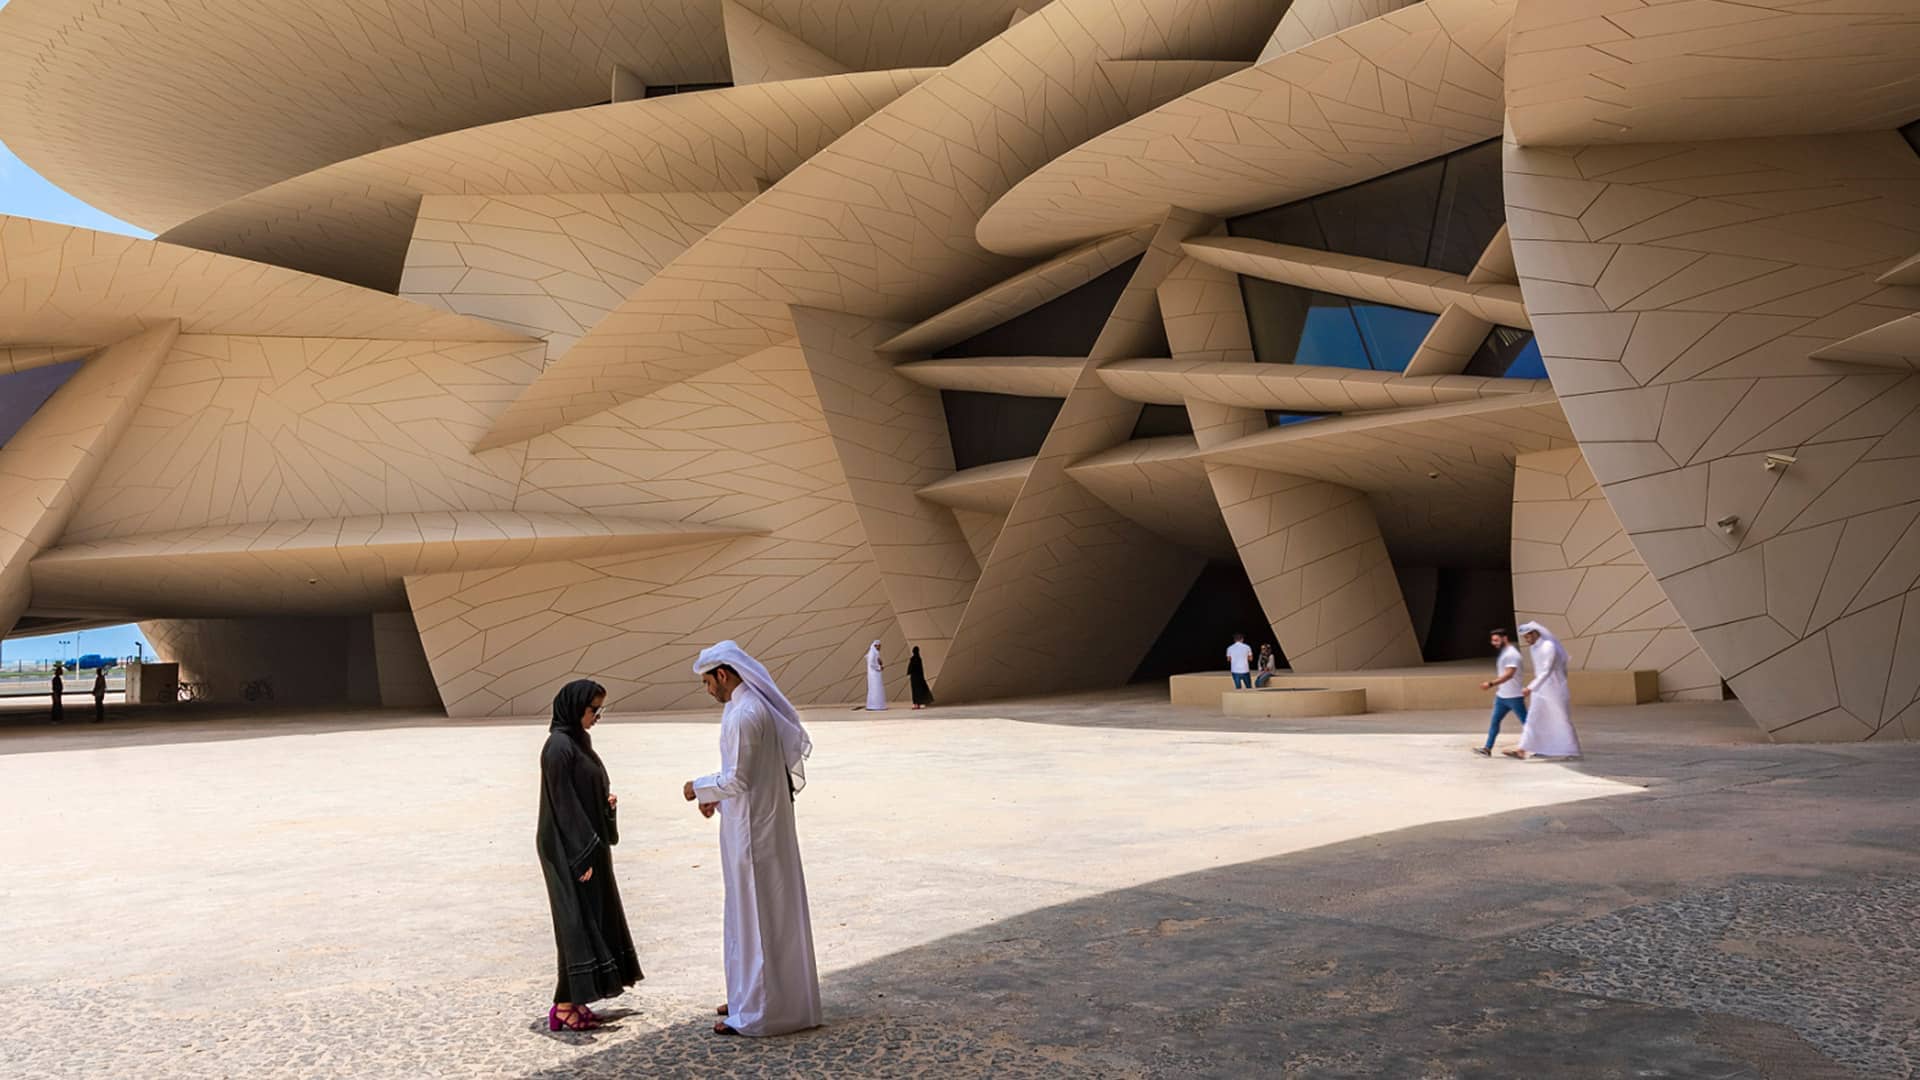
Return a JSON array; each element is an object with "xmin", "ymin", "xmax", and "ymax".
[
  {"xmin": 892, "ymin": 357, "xmax": 1086, "ymax": 397},
  {"xmin": 0, "ymin": 1, "xmax": 1025, "ymax": 233},
  {"xmin": 1065, "ymin": 436, "xmax": 1237, "ymax": 559},
  {"xmin": 0, "ymin": 216, "xmax": 526, "ymax": 347},
  {"xmin": 879, "ymin": 228, "xmax": 1157, "ymax": 355},
  {"xmin": 1466, "ymin": 224, "xmax": 1517, "ymax": 285},
  {"xmin": 1156, "ymin": 256, "xmax": 1254, "ymax": 365},
  {"xmin": 391, "ymin": 335, "xmax": 917, "ymax": 716},
  {"xmin": 404, "ymin": 536, "xmax": 906, "ymax": 717},
  {"xmin": 30, "ymin": 512, "xmax": 757, "ymax": 617},
  {"xmin": 1098, "ymin": 357, "xmax": 1536, "ymax": 411},
  {"xmin": 935, "ymin": 211, "xmax": 1218, "ymax": 699},
  {"xmin": 950, "ymin": 508, "xmax": 1007, "ymax": 566},
  {"xmin": 1203, "ymin": 392, "xmax": 1575, "ymax": 566},
  {"xmin": 1506, "ymin": 0, "xmax": 1920, "ymax": 148},
  {"xmin": 1, "ymin": 346, "xmax": 93, "ymax": 376},
  {"xmin": 370, "ymin": 610, "xmax": 443, "ymax": 709},
  {"xmin": 1505, "ymin": 131, "xmax": 1920, "ymax": 740},
  {"xmin": 478, "ymin": 0, "xmax": 1281, "ymax": 446},
  {"xmin": 159, "ymin": 72, "xmax": 940, "ymax": 292},
  {"xmin": 1206, "ymin": 464, "xmax": 1424, "ymax": 671},
  {"xmin": 1258, "ymin": 0, "xmax": 1422, "ymax": 62},
  {"xmin": 977, "ymin": 0, "xmax": 1514, "ymax": 256},
  {"xmin": 1809, "ymin": 313, "xmax": 1920, "ymax": 370},
  {"xmin": 1402, "ymin": 305, "xmax": 1495, "ymax": 377},
  {"xmin": 1512, "ymin": 448, "xmax": 1719, "ymax": 701},
  {"xmin": 0, "ymin": 324, "xmax": 177, "ymax": 638},
  {"xmin": 63, "ymin": 336, "xmax": 544, "ymax": 543},
  {"xmin": 792, "ymin": 308, "xmax": 980, "ymax": 677},
  {"xmin": 1879, "ymin": 253, "xmax": 1920, "ymax": 287},
  {"xmin": 400, "ymin": 192, "xmax": 756, "ymax": 361},
  {"xmin": 724, "ymin": 0, "xmax": 852, "ymax": 84},
  {"xmin": 1182, "ymin": 237, "xmax": 1532, "ymax": 327},
  {"xmin": 916, "ymin": 458, "xmax": 1035, "ymax": 515}
]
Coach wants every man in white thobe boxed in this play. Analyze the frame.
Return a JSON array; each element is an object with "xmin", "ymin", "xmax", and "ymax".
[
  {"xmin": 863, "ymin": 640, "xmax": 887, "ymax": 711},
  {"xmin": 1507, "ymin": 621, "xmax": 1583, "ymax": 759},
  {"xmin": 684, "ymin": 641, "xmax": 822, "ymax": 1036}
]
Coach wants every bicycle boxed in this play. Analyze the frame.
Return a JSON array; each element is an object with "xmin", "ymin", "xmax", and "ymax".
[
  {"xmin": 177, "ymin": 681, "xmax": 207, "ymax": 703},
  {"xmin": 242, "ymin": 678, "xmax": 275, "ymax": 703}
]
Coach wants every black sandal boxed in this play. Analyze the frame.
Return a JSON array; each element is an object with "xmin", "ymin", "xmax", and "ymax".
[{"xmin": 713, "ymin": 1021, "xmax": 738, "ymax": 1036}]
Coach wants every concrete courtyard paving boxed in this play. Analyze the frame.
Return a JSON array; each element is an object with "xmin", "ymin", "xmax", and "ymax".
[{"xmin": 2, "ymin": 689, "xmax": 1917, "ymax": 1078}]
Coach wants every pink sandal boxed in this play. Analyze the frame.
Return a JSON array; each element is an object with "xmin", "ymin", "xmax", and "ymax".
[{"xmin": 549, "ymin": 1004, "xmax": 600, "ymax": 1031}]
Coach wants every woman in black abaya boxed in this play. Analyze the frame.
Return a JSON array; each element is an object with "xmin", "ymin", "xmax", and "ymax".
[
  {"xmin": 907, "ymin": 646, "xmax": 935, "ymax": 710},
  {"xmin": 537, "ymin": 679, "xmax": 642, "ymax": 1030}
]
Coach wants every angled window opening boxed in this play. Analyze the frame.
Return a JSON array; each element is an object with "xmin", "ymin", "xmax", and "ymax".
[
  {"xmin": 1130, "ymin": 403, "xmax": 1194, "ymax": 439},
  {"xmin": 936, "ymin": 256, "xmax": 1144, "ymax": 359},
  {"xmin": 1265, "ymin": 410, "xmax": 1332, "ymax": 428},
  {"xmin": 1462, "ymin": 326, "xmax": 1547, "ymax": 379},
  {"xmin": 0, "ymin": 359, "xmax": 87, "ymax": 451},
  {"xmin": 940, "ymin": 390, "xmax": 1065, "ymax": 470},
  {"xmin": 1226, "ymin": 139, "xmax": 1504, "ymax": 274},
  {"xmin": 1243, "ymin": 282, "xmax": 1437, "ymax": 372},
  {"xmin": 642, "ymin": 82, "xmax": 735, "ymax": 97}
]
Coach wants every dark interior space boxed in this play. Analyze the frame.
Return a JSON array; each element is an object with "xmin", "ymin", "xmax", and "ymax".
[
  {"xmin": 941, "ymin": 390, "xmax": 1066, "ymax": 470},
  {"xmin": 1129, "ymin": 402, "xmax": 1194, "ymax": 439},
  {"xmin": 935, "ymin": 256, "xmax": 1143, "ymax": 358},
  {"xmin": 1131, "ymin": 559, "xmax": 1275, "ymax": 681},
  {"xmin": 1420, "ymin": 568, "xmax": 1516, "ymax": 662},
  {"xmin": 1225, "ymin": 139, "xmax": 1503, "ymax": 274}
]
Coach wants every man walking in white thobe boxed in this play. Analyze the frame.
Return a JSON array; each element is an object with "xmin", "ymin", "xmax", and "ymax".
[
  {"xmin": 1505, "ymin": 621, "xmax": 1583, "ymax": 760},
  {"xmin": 684, "ymin": 641, "xmax": 822, "ymax": 1036}
]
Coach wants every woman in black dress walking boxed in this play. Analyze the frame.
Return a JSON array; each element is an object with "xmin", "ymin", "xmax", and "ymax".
[
  {"xmin": 906, "ymin": 646, "xmax": 935, "ymax": 710},
  {"xmin": 537, "ymin": 679, "xmax": 642, "ymax": 1030}
]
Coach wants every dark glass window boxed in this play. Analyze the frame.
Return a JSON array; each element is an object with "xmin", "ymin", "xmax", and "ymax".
[
  {"xmin": 0, "ymin": 359, "xmax": 85, "ymax": 451},
  {"xmin": 941, "ymin": 391, "xmax": 1064, "ymax": 470},
  {"xmin": 1130, "ymin": 403, "xmax": 1194, "ymax": 439},
  {"xmin": 937, "ymin": 256, "xmax": 1144, "ymax": 359},
  {"xmin": 1226, "ymin": 139, "xmax": 1504, "ymax": 274},
  {"xmin": 642, "ymin": 82, "xmax": 734, "ymax": 97},
  {"xmin": 1245, "ymin": 286, "xmax": 1437, "ymax": 372},
  {"xmin": 1462, "ymin": 326, "xmax": 1548, "ymax": 379}
]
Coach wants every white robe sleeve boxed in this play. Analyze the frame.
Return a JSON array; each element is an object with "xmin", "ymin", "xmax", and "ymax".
[
  {"xmin": 1524, "ymin": 646, "xmax": 1553, "ymax": 693},
  {"xmin": 693, "ymin": 707, "xmax": 753, "ymax": 804}
]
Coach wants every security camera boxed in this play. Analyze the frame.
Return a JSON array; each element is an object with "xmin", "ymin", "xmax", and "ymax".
[
  {"xmin": 1715, "ymin": 514, "xmax": 1739, "ymax": 533},
  {"xmin": 1764, "ymin": 452, "xmax": 1797, "ymax": 472}
]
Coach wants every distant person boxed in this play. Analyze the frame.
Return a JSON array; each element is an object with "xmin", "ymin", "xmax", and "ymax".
[
  {"xmin": 92, "ymin": 665, "xmax": 108, "ymax": 723},
  {"xmin": 1473, "ymin": 629, "xmax": 1526, "ymax": 756},
  {"xmin": 49, "ymin": 664, "xmax": 64, "ymax": 725},
  {"xmin": 1505, "ymin": 622, "xmax": 1582, "ymax": 760},
  {"xmin": 1227, "ymin": 634, "xmax": 1254, "ymax": 690},
  {"xmin": 536, "ymin": 679, "xmax": 642, "ymax": 1031},
  {"xmin": 906, "ymin": 646, "xmax": 934, "ymax": 710},
  {"xmin": 1253, "ymin": 644, "xmax": 1278, "ymax": 688},
  {"xmin": 863, "ymin": 640, "xmax": 887, "ymax": 711}
]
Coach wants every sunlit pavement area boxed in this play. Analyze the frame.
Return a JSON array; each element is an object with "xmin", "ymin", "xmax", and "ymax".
[{"xmin": 3, "ymin": 689, "xmax": 1917, "ymax": 1078}]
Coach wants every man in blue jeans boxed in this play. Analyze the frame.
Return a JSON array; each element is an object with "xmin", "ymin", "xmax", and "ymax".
[
  {"xmin": 1473, "ymin": 628, "xmax": 1527, "ymax": 756},
  {"xmin": 1226, "ymin": 633, "xmax": 1254, "ymax": 690}
]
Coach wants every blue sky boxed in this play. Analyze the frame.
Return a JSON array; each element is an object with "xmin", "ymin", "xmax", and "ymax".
[{"xmin": 3, "ymin": 625, "xmax": 152, "ymax": 664}]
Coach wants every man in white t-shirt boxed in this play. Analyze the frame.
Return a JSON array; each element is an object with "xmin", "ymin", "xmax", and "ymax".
[
  {"xmin": 1473, "ymin": 628, "xmax": 1527, "ymax": 756},
  {"xmin": 1226, "ymin": 634, "xmax": 1255, "ymax": 690}
]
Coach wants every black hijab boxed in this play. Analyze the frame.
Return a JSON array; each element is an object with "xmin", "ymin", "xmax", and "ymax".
[{"xmin": 550, "ymin": 678, "xmax": 606, "ymax": 761}]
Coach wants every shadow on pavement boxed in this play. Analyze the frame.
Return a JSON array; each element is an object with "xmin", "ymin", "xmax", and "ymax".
[{"xmin": 517, "ymin": 744, "xmax": 1919, "ymax": 1079}]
